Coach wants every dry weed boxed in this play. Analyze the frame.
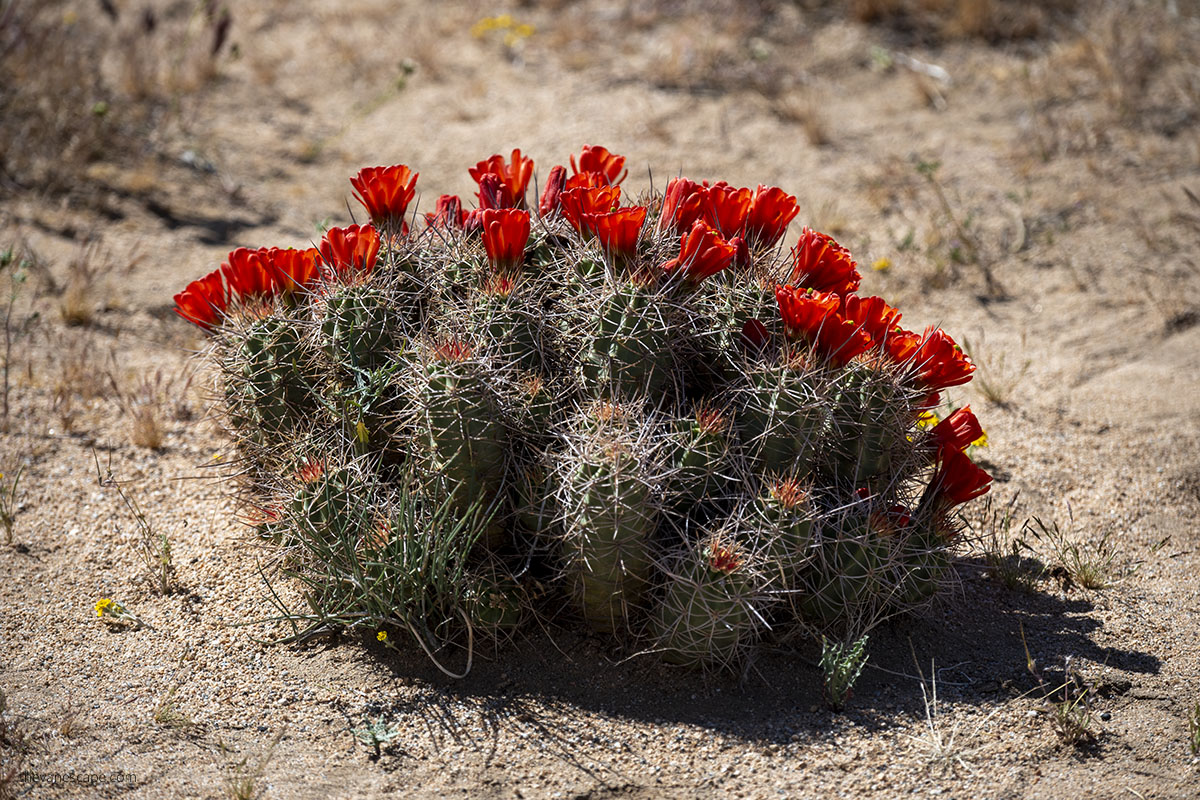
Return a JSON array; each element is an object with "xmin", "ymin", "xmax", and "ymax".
[{"xmin": 0, "ymin": 0, "xmax": 230, "ymax": 202}]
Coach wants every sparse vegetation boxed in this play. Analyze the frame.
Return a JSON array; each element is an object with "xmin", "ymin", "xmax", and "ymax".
[
  {"xmin": 961, "ymin": 333, "xmax": 1031, "ymax": 408},
  {"xmin": 1188, "ymin": 701, "xmax": 1200, "ymax": 758},
  {"xmin": 220, "ymin": 732, "xmax": 281, "ymax": 800},
  {"xmin": 94, "ymin": 451, "xmax": 176, "ymax": 595},
  {"xmin": 153, "ymin": 684, "xmax": 195, "ymax": 732},
  {"xmin": 353, "ymin": 717, "xmax": 403, "ymax": 758},
  {"xmin": 966, "ymin": 494, "xmax": 1046, "ymax": 592},
  {"xmin": 820, "ymin": 635, "xmax": 870, "ymax": 712},
  {"xmin": 112, "ymin": 365, "xmax": 195, "ymax": 451},
  {"xmin": 0, "ymin": 466, "xmax": 22, "ymax": 546},
  {"xmin": 0, "ymin": 246, "xmax": 33, "ymax": 434},
  {"xmin": 1027, "ymin": 512, "xmax": 1121, "ymax": 591}
]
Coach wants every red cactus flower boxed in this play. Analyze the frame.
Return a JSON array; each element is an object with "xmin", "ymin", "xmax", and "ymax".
[
  {"xmin": 469, "ymin": 149, "xmax": 534, "ymax": 209},
  {"xmin": 584, "ymin": 206, "xmax": 646, "ymax": 263},
  {"xmin": 434, "ymin": 339, "xmax": 473, "ymax": 362},
  {"xmin": 661, "ymin": 220, "xmax": 737, "ymax": 287},
  {"xmin": 743, "ymin": 185, "xmax": 799, "ymax": 251},
  {"xmin": 264, "ymin": 247, "xmax": 322, "ymax": 294},
  {"xmin": 774, "ymin": 284, "xmax": 872, "ymax": 365},
  {"xmin": 480, "ymin": 208, "xmax": 531, "ymax": 274},
  {"xmin": 538, "ymin": 165, "xmax": 567, "ymax": 218},
  {"xmin": 569, "ymin": 144, "xmax": 627, "ymax": 186},
  {"xmin": 426, "ymin": 194, "xmax": 466, "ymax": 229},
  {"xmin": 869, "ymin": 505, "xmax": 912, "ymax": 537},
  {"xmin": 729, "ymin": 235, "xmax": 750, "ymax": 270},
  {"xmin": 476, "ymin": 172, "xmax": 513, "ymax": 211},
  {"xmin": 350, "ymin": 164, "xmax": 418, "ymax": 229},
  {"xmin": 221, "ymin": 247, "xmax": 278, "ymax": 302},
  {"xmin": 560, "ymin": 186, "xmax": 622, "ymax": 237},
  {"xmin": 703, "ymin": 181, "xmax": 752, "ymax": 238},
  {"xmin": 320, "ymin": 224, "xmax": 381, "ymax": 280},
  {"xmin": 659, "ymin": 176, "xmax": 708, "ymax": 236},
  {"xmin": 565, "ymin": 171, "xmax": 610, "ymax": 190},
  {"xmin": 929, "ymin": 446, "xmax": 992, "ymax": 509},
  {"xmin": 707, "ymin": 541, "xmax": 743, "ymax": 575},
  {"xmin": 775, "ymin": 284, "xmax": 839, "ymax": 338},
  {"xmin": 173, "ymin": 270, "xmax": 228, "ymax": 331},
  {"xmin": 931, "ymin": 406, "xmax": 983, "ymax": 455},
  {"xmin": 839, "ymin": 294, "xmax": 902, "ymax": 347},
  {"xmin": 740, "ymin": 318, "xmax": 771, "ymax": 353},
  {"xmin": 294, "ymin": 457, "xmax": 324, "ymax": 484},
  {"xmin": 886, "ymin": 326, "xmax": 975, "ymax": 390},
  {"xmin": 789, "ymin": 228, "xmax": 861, "ymax": 296}
]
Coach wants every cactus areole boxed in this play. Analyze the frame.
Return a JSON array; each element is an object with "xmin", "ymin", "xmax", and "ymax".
[{"xmin": 176, "ymin": 146, "xmax": 992, "ymax": 674}]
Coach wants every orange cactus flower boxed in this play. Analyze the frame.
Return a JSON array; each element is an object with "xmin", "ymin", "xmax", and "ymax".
[
  {"xmin": 220, "ymin": 247, "xmax": 278, "ymax": 302},
  {"xmin": 264, "ymin": 247, "xmax": 322, "ymax": 295},
  {"xmin": 569, "ymin": 144, "xmax": 627, "ymax": 186},
  {"xmin": 839, "ymin": 294, "xmax": 902, "ymax": 347},
  {"xmin": 743, "ymin": 185, "xmax": 799, "ymax": 251},
  {"xmin": 788, "ymin": 228, "xmax": 861, "ymax": 296},
  {"xmin": 658, "ymin": 176, "xmax": 708, "ymax": 236},
  {"xmin": 707, "ymin": 541, "xmax": 743, "ymax": 575},
  {"xmin": 584, "ymin": 206, "xmax": 646, "ymax": 264},
  {"xmin": 702, "ymin": 181, "xmax": 752, "ymax": 238},
  {"xmin": 480, "ymin": 208, "xmax": 531, "ymax": 274},
  {"xmin": 930, "ymin": 406, "xmax": 983, "ymax": 455},
  {"xmin": 173, "ymin": 270, "xmax": 228, "ymax": 331},
  {"xmin": 661, "ymin": 220, "xmax": 737, "ymax": 287},
  {"xmin": 426, "ymin": 194, "xmax": 466, "ymax": 229},
  {"xmin": 469, "ymin": 148, "xmax": 534, "ymax": 209},
  {"xmin": 320, "ymin": 224, "xmax": 381, "ymax": 280},
  {"xmin": 774, "ymin": 284, "xmax": 872, "ymax": 365},
  {"xmin": 538, "ymin": 165, "xmax": 567, "ymax": 219},
  {"xmin": 565, "ymin": 171, "xmax": 610, "ymax": 190},
  {"xmin": 928, "ymin": 446, "xmax": 992, "ymax": 508},
  {"xmin": 886, "ymin": 326, "xmax": 975, "ymax": 390},
  {"xmin": 559, "ymin": 186, "xmax": 621, "ymax": 237},
  {"xmin": 350, "ymin": 164, "xmax": 418, "ymax": 229}
]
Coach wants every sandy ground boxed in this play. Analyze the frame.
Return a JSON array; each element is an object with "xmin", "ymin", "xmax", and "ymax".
[{"xmin": 2, "ymin": 1, "xmax": 1200, "ymax": 797}]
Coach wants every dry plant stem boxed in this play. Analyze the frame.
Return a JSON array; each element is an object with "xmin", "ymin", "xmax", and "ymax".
[
  {"xmin": 916, "ymin": 160, "xmax": 1001, "ymax": 296},
  {"xmin": 0, "ymin": 466, "xmax": 22, "ymax": 545},
  {"xmin": 92, "ymin": 449, "xmax": 174, "ymax": 595}
]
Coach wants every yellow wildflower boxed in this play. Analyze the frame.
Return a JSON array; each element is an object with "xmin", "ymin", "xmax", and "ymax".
[
  {"xmin": 972, "ymin": 430, "xmax": 989, "ymax": 448},
  {"xmin": 872, "ymin": 257, "xmax": 892, "ymax": 273},
  {"xmin": 916, "ymin": 410, "xmax": 939, "ymax": 430},
  {"xmin": 376, "ymin": 630, "xmax": 388, "ymax": 642},
  {"xmin": 95, "ymin": 598, "xmax": 114, "ymax": 617}
]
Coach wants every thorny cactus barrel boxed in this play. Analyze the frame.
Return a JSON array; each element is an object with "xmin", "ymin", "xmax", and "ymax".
[{"xmin": 174, "ymin": 145, "xmax": 991, "ymax": 674}]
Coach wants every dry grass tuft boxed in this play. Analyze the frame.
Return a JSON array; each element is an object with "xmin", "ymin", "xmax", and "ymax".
[{"xmin": 0, "ymin": 0, "xmax": 230, "ymax": 203}]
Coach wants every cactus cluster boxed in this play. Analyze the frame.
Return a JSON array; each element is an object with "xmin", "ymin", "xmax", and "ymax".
[{"xmin": 175, "ymin": 145, "xmax": 992, "ymax": 673}]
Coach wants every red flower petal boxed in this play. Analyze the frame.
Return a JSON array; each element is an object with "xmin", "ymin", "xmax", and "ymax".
[
  {"xmin": 470, "ymin": 149, "xmax": 534, "ymax": 209},
  {"xmin": 569, "ymin": 144, "xmax": 627, "ymax": 186},
  {"xmin": 661, "ymin": 220, "xmax": 736, "ymax": 287},
  {"xmin": 702, "ymin": 181, "xmax": 752, "ymax": 238},
  {"xmin": 320, "ymin": 224, "xmax": 381, "ymax": 280},
  {"xmin": 350, "ymin": 164, "xmax": 418, "ymax": 228},
  {"xmin": 659, "ymin": 176, "xmax": 708, "ymax": 236},
  {"xmin": 480, "ymin": 208, "xmax": 531, "ymax": 273},
  {"xmin": 744, "ymin": 185, "xmax": 799, "ymax": 251},
  {"xmin": 789, "ymin": 228, "xmax": 861, "ymax": 296},
  {"xmin": 584, "ymin": 206, "xmax": 647, "ymax": 261},
  {"xmin": 931, "ymin": 406, "xmax": 983, "ymax": 455},
  {"xmin": 538, "ymin": 165, "xmax": 567, "ymax": 219}
]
